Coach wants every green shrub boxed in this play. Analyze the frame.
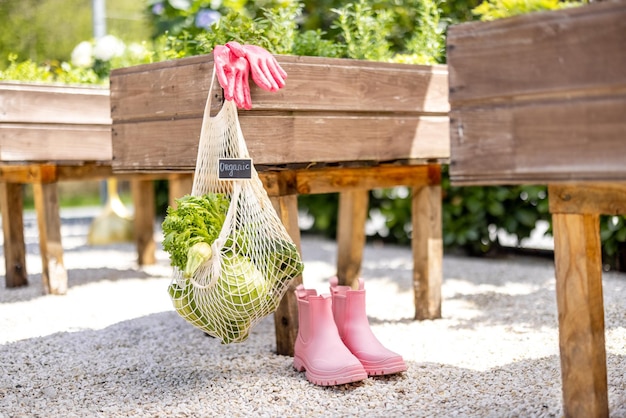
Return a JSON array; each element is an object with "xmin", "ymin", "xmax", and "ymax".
[
  {"xmin": 152, "ymin": 0, "xmax": 445, "ymax": 64},
  {"xmin": 472, "ymin": 0, "xmax": 582, "ymax": 21}
]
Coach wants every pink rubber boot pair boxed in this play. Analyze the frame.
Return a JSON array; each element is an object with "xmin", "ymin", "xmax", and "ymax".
[{"xmin": 293, "ymin": 278, "xmax": 407, "ymax": 386}]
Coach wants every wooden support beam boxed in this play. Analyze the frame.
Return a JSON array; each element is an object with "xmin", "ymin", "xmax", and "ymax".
[
  {"xmin": 0, "ymin": 182, "xmax": 28, "ymax": 287},
  {"xmin": 33, "ymin": 182, "xmax": 67, "ymax": 295},
  {"xmin": 271, "ymin": 194, "xmax": 302, "ymax": 357},
  {"xmin": 336, "ymin": 189, "xmax": 369, "ymax": 288},
  {"xmin": 293, "ymin": 164, "xmax": 434, "ymax": 195},
  {"xmin": 549, "ymin": 183, "xmax": 626, "ymax": 215},
  {"xmin": 131, "ymin": 179, "xmax": 156, "ymax": 265},
  {"xmin": 411, "ymin": 181, "xmax": 443, "ymax": 320},
  {"xmin": 168, "ymin": 174, "xmax": 193, "ymax": 208},
  {"xmin": 552, "ymin": 212, "xmax": 608, "ymax": 418}
]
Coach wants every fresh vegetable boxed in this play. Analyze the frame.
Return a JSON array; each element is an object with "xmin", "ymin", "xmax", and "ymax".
[
  {"xmin": 268, "ymin": 239, "xmax": 303, "ymax": 286},
  {"xmin": 217, "ymin": 254, "xmax": 267, "ymax": 310},
  {"xmin": 162, "ymin": 193, "xmax": 229, "ymax": 272},
  {"xmin": 168, "ymin": 253, "xmax": 265, "ymax": 343},
  {"xmin": 168, "ymin": 280, "xmax": 214, "ymax": 333},
  {"xmin": 184, "ymin": 242, "xmax": 213, "ymax": 278},
  {"xmin": 163, "ymin": 192, "xmax": 305, "ymax": 343}
]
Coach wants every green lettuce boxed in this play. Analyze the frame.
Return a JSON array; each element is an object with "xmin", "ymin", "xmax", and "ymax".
[{"xmin": 162, "ymin": 193, "xmax": 229, "ymax": 272}]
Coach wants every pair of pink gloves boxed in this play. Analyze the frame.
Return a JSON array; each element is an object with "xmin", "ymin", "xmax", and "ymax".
[{"xmin": 213, "ymin": 42, "xmax": 287, "ymax": 110}]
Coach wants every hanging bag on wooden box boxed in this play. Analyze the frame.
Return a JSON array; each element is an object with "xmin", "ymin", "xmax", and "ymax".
[{"xmin": 163, "ymin": 64, "xmax": 303, "ymax": 344}]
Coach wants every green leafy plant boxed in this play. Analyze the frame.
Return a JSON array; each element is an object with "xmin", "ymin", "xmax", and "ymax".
[
  {"xmin": 160, "ymin": 0, "xmax": 446, "ymax": 63},
  {"xmin": 162, "ymin": 193, "xmax": 230, "ymax": 272},
  {"xmin": 331, "ymin": 1, "xmax": 393, "ymax": 61},
  {"xmin": 0, "ymin": 53, "xmax": 102, "ymax": 85},
  {"xmin": 440, "ymin": 167, "xmax": 550, "ymax": 255},
  {"xmin": 473, "ymin": 0, "xmax": 583, "ymax": 21}
]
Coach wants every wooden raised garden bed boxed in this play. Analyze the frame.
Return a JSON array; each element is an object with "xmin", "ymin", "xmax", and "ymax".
[
  {"xmin": 0, "ymin": 82, "xmax": 112, "ymax": 294},
  {"xmin": 447, "ymin": 2, "xmax": 626, "ymax": 416},
  {"xmin": 0, "ymin": 82, "xmax": 170, "ymax": 294},
  {"xmin": 110, "ymin": 54, "xmax": 450, "ymax": 355}
]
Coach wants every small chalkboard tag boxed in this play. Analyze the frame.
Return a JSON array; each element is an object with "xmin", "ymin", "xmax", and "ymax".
[{"xmin": 218, "ymin": 158, "xmax": 253, "ymax": 180}]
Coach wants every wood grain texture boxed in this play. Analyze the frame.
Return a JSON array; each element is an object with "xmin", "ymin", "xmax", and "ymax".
[
  {"xmin": 447, "ymin": 1, "xmax": 626, "ymax": 185},
  {"xmin": 0, "ymin": 82, "xmax": 110, "ymax": 124},
  {"xmin": 0, "ymin": 83, "xmax": 112, "ymax": 162},
  {"xmin": 412, "ymin": 183, "xmax": 443, "ymax": 320},
  {"xmin": 0, "ymin": 182, "xmax": 27, "ymax": 287},
  {"xmin": 33, "ymin": 182, "xmax": 67, "ymax": 295},
  {"xmin": 167, "ymin": 174, "xmax": 193, "ymax": 208},
  {"xmin": 0, "ymin": 124, "xmax": 112, "ymax": 161},
  {"xmin": 112, "ymin": 114, "xmax": 448, "ymax": 171},
  {"xmin": 448, "ymin": 2, "xmax": 626, "ymax": 105},
  {"xmin": 292, "ymin": 164, "xmax": 437, "ymax": 195},
  {"xmin": 336, "ymin": 190, "xmax": 369, "ymax": 288},
  {"xmin": 110, "ymin": 55, "xmax": 449, "ymax": 172},
  {"xmin": 552, "ymin": 213, "xmax": 608, "ymax": 418},
  {"xmin": 131, "ymin": 179, "xmax": 156, "ymax": 265},
  {"xmin": 549, "ymin": 183, "xmax": 626, "ymax": 215}
]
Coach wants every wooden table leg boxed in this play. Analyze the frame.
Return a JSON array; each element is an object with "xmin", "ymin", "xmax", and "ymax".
[
  {"xmin": 552, "ymin": 212, "xmax": 608, "ymax": 418},
  {"xmin": 168, "ymin": 174, "xmax": 193, "ymax": 208},
  {"xmin": 271, "ymin": 194, "xmax": 303, "ymax": 356},
  {"xmin": 336, "ymin": 189, "xmax": 369, "ymax": 288},
  {"xmin": 411, "ymin": 181, "xmax": 443, "ymax": 320},
  {"xmin": 131, "ymin": 179, "xmax": 156, "ymax": 265},
  {"xmin": 0, "ymin": 182, "xmax": 28, "ymax": 287},
  {"xmin": 33, "ymin": 182, "xmax": 67, "ymax": 295}
]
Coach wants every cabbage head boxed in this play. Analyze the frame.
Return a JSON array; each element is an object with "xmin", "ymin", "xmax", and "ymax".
[{"xmin": 216, "ymin": 253, "xmax": 267, "ymax": 315}]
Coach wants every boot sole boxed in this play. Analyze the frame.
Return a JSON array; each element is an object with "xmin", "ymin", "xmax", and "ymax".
[
  {"xmin": 361, "ymin": 358, "xmax": 407, "ymax": 376},
  {"xmin": 293, "ymin": 356, "xmax": 368, "ymax": 386}
]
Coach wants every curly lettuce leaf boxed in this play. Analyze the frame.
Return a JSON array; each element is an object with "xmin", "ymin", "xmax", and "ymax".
[{"xmin": 162, "ymin": 193, "xmax": 229, "ymax": 271}]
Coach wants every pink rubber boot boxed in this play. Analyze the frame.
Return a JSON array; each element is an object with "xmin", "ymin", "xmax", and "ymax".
[
  {"xmin": 293, "ymin": 285, "xmax": 368, "ymax": 386},
  {"xmin": 330, "ymin": 277, "xmax": 407, "ymax": 376}
]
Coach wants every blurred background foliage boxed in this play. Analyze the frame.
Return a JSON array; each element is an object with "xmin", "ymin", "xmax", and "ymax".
[{"xmin": 3, "ymin": 0, "xmax": 624, "ymax": 270}]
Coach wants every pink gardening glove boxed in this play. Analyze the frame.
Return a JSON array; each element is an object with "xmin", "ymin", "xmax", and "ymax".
[
  {"xmin": 226, "ymin": 41, "xmax": 287, "ymax": 92},
  {"xmin": 213, "ymin": 44, "xmax": 252, "ymax": 110}
]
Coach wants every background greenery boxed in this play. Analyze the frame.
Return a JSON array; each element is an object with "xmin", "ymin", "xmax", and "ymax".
[
  {"xmin": 3, "ymin": 0, "xmax": 625, "ymax": 270},
  {"xmin": 0, "ymin": 0, "xmax": 152, "ymax": 68}
]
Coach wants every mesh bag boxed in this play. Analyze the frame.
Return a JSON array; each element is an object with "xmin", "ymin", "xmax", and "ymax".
[{"xmin": 164, "ymin": 66, "xmax": 304, "ymax": 344}]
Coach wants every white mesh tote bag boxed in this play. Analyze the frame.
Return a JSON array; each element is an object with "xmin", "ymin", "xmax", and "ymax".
[{"xmin": 163, "ymin": 65, "xmax": 304, "ymax": 344}]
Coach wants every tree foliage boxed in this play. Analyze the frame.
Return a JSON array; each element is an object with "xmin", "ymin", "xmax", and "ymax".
[{"xmin": 0, "ymin": 0, "xmax": 151, "ymax": 68}]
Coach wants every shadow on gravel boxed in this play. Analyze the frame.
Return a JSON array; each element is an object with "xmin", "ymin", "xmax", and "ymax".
[
  {"xmin": 1, "ymin": 309, "xmax": 624, "ymax": 416},
  {"xmin": 0, "ymin": 267, "xmax": 165, "ymax": 304}
]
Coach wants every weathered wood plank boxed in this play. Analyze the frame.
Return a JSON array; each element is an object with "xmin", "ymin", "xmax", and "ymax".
[
  {"xmin": 449, "ymin": 95, "xmax": 626, "ymax": 184},
  {"xmin": 0, "ymin": 182, "xmax": 28, "ymax": 287},
  {"xmin": 552, "ymin": 212, "xmax": 608, "ymax": 418},
  {"xmin": 131, "ymin": 179, "xmax": 156, "ymax": 265},
  {"xmin": 447, "ymin": 1, "xmax": 626, "ymax": 185},
  {"xmin": 111, "ymin": 54, "xmax": 449, "ymax": 119},
  {"xmin": 33, "ymin": 182, "xmax": 67, "ymax": 295},
  {"xmin": 258, "ymin": 164, "xmax": 437, "ymax": 197},
  {"xmin": 167, "ymin": 174, "xmax": 193, "ymax": 208},
  {"xmin": 293, "ymin": 164, "xmax": 438, "ymax": 195},
  {"xmin": 0, "ymin": 82, "xmax": 112, "ymax": 163},
  {"xmin": 412, "ymin": 181, "xmax": 442, "ymax": 320},
  {"xmin": 0, "ymin": 124, "xmax": 112, "ymax": 162},
  {"xmin": 0, "ymin": 82, "xmax": 110, "ymax": 125},
  {"xmin": 0, "ymin": 163, "xmax": 169, "ymax": 184},
  {"xmin": 112, "ymin": 114, "xmax": 449, "ymax": 171},
  {"xmin": 110, "ymin": 55, "xmax": 449, "ymax": 172},
  {"xmin": 336, "ymin": 190, "xmax": 369, "ymax": 288},
  {"xmin": 0, "ymin": 165, "xmax": 54, "ymax": 184},
  {"xmin": 447, "ymin": 1, "xmax": 626, "ymax": 106},
  {"xmin": 549, "ymin": 183, "xmax": 626, "ymax": 215}
]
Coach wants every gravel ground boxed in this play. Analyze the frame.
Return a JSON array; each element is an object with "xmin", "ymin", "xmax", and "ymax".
[{"xmin": 0, "ymin": 208, "xmax": 624, "ymax": 417}]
